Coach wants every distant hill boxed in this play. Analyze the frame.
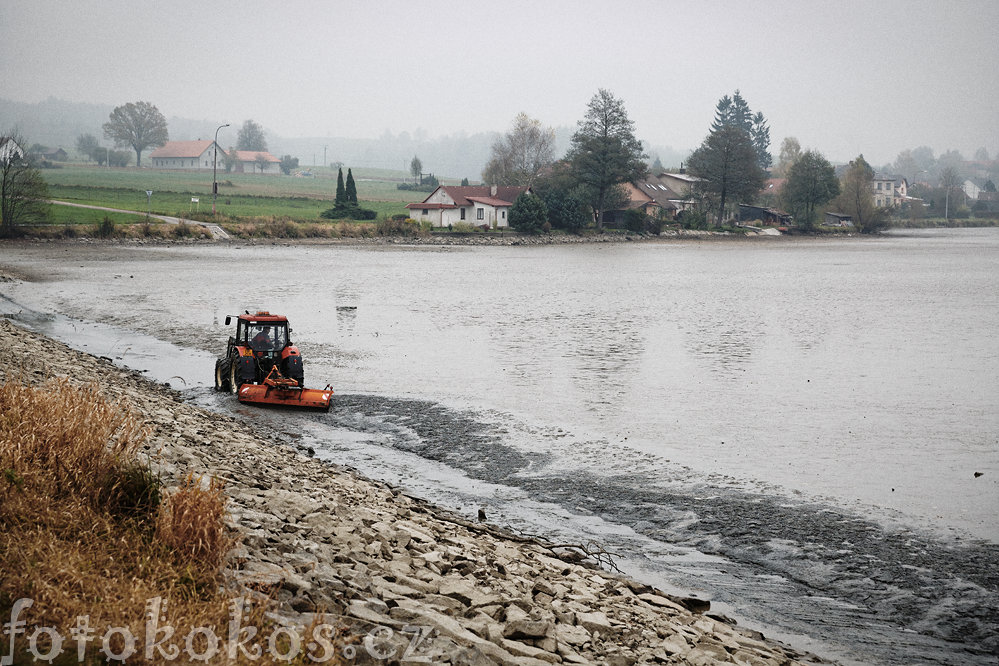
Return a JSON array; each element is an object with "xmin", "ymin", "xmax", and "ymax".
[{"xmin": 0, "ymin": 97, "xmax": 688, "ymax": 178}]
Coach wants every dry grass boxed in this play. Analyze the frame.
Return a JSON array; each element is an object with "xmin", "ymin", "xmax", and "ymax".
[
  {"xmin": 156, "ymin": 473, "xmax": 231, "ymax": 569},
  {"xmin": 0, "ymin": 378, "xmax": 352, "ymax": 663}
]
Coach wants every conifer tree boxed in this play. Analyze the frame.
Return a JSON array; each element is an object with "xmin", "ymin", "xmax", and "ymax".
[
  {"xmin": 345, "ymin": 168, "xmax": 358, "ymax": 204},
  {"xmin": 335, "ymin": 168, "xmax": 346, "ymax": 205}
]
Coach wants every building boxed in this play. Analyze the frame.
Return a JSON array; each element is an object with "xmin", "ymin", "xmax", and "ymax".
[
  {"xmin": 738, "ymin": 204, "xmax": 792, "ymax": 226},
  {"xmin": 0, "ymin": 136, "xmax": 25, "ymax": 163},
  {"xmin": 605, "ymin": 173, "xmax": 698, "ymax": 226},
  {"xmin": 150, "ymin": 140, "xmax": 225, "ymax": 170},
  {"xmin": 871, "ymin": 174, "xmax": 908, "ymax": 208},
  {"xmin": 232, "ymin": 150, "xmax": 281, "ymax": 174},
  {"xmin": 406, "ymin": 185, "xmax": 531, "ymax": 228},
  {"xmin": 824, "ymin": 212, "xmax": 854, "ymax": 227}
]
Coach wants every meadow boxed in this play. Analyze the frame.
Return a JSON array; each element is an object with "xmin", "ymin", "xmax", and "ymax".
[{"xmin": 41, "ymin": 164, "xmax": 432, "ymax": 223}]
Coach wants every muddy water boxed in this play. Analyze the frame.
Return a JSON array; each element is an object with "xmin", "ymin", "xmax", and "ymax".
[{"xmin": 1, "ymin": 229, "xmax": 997, "ymax": 665}]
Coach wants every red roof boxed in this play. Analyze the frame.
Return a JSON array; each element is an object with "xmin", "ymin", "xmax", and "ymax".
[
  {"xmin": 438, "ymin": 186, "xmax": 528, "ymax": 206},
  {"xmin": 149, "ymin": 140, "xmax": 216, "ymax": 159},
  {"xmin": 234, "ymin": 150, "xmax": 279, "ymax": 163}
]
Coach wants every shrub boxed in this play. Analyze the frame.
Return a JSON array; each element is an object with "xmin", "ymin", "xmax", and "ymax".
[
  {"xmin": 95, "ymin": 215, "xmax": 116, "ymax": 238},
  {"xmin": 320, "ymin": 203, "xmax": 378, "ymax": 221},
  {"xmin": 376, "ymin": 217, "xmax": 425, "ymax": 236}
]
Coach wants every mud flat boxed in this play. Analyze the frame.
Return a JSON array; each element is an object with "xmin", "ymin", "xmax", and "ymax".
[{"xmin": 0, "ymin": 319, "xmax": 828, "ymax": 665}]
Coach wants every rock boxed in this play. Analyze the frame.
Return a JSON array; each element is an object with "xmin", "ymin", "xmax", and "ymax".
[
  {"xmin": 575, "ymin": 610, "xmax": 615, "ymax": 635},
  {"xmin": 502, "ymin": 619, "xmax": 554, "ymax": 641}
]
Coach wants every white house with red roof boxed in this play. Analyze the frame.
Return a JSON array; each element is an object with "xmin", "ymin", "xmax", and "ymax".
[
  {"xmin": 232, "ymin": 150, "xmax": 280, "ymax": 174},
  {"xmin": 149, "ymin": 140, "xmax": 225, "ymax": 170},
  {"xmin": 405, "ymin": 185, "xmax": 531, "ymax": 228}
]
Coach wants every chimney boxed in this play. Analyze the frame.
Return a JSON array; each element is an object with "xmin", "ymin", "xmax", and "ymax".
[
  {"xmin": 679, "ymin": 162, "xmax": 685, "ymax": 174},
  {"xmin": 490, "ymin": 184, "xmax": 497, "ymax": 196}
]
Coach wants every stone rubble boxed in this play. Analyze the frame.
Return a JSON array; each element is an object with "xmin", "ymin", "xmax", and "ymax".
[{"xmin": 0, "ymin": 319, "xmax": 830, "ymax": 664}]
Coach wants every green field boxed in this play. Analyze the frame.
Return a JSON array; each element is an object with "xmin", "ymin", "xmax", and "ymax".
[{"xmin": 41, "ymin": 164, "xmax": 434, "ymax": 223}]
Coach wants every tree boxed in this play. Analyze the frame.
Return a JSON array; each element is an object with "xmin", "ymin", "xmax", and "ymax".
[
  {"xmin": 410, "ymin": 156, "xmax": 422, "ymax": 185},
  {"xmin": 279, "ymin": 154, "xmax": 299, "ymax": 175},
  {"xmin": 508, "ymin": 192, "xmax": 548, "ymax": 233},
  {"xmin": 237, "ymin": 120, "xmax": 267, "ymax": 152},
  {"xmin": 460, "ymin": 177, "xmax": 470, "ymax": 186},
  {"xmin": 222, "ymin": 146, "xmax": 237, "ymax": 173},
  {"xmin": 974, "ymin": 147, "xmax": 990, "ymax": 162},
  {"xmin": 686, "ymin": 123, "xmax": 766, "ymax": 224},
  {"xmin": 102, "ymin": 101, "xmax": 168, "ymax": 167},
  {"xmin": 835, "ymin": 155, "xmax": 888, "ymax": 233},
  {"xmin": 710, "ymin": 90, "xmax": 771, "ymax": 171},
  {"xmin": 784, "ymin": 150, "xmax": 839, "ymax": 230},
  {"xmin": 940, "ymin": 165, "xmax": 961, "ymax": 219},
  {"xmin": 567, "ymin": 89, "xmax": 647, "ymax": 230},
  {"xmin": 774, "ymin": 137, "xmax": 801, "ymax": 178},
  {"xmin": 345, "ymin": 168, "xmax": 358, "ymax": 203},
  {"xmin": 334, "ymin": 168, "xmax": 346, "ymax": 205},
  {"xmin": 481, "ymin": 112, "xmax": 555, "ymax": 187},
  {"xmin": 1, "ymin": 133, "xmax": 50, "ymax": 236},
  {"xmin": 76, "ymin": 133, "xmax": 99, "ymax": 162},
  {"xmin": 751, "ymin": 112, "xmax": 772, "ymax": 170}
]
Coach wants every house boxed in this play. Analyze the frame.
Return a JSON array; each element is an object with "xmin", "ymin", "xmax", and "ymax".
[
  {"xmin": 871, "ymin": 174, "xmax": 907, "ymax": 208},
  {"xmin": 738, "ymin": 204, "xmax": 792, "ymax": 226},
  {"xmin": 405, "ymin": 185, "xmax": 531, "ymax": 228},
  {"xmin": 0, "ymin": 136, "xmax": 25, "ymax": 163},
  {"xmin": 658, "ymin": 171, "xmax": 704, "ymax": 198},
  {"xmin": 606, "ymin": 174, "xmax": 696, "ymax": 225},
  {"xmin": 150, "ymin": 140, "xmax": 226, "ymax": 170},
  {"xmin": 824, "ymin": 212, "xmax": 854, "ymax": 227},
  {"xmin": 232, "ymin": 150, "xmax": 281, "ymax": 174},
  {"xmin": 41, "ymin": 147, "xmax": 68, "ymax": 162}
]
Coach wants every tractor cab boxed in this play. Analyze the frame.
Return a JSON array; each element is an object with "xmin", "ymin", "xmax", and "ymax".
[{"xmin": 226, "ymin": 312, "xmax": 291, "ymax": 356}]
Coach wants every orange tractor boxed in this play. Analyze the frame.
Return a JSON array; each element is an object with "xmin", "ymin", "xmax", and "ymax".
[{"xmin": 214, "ymin": 311, "xmax": 332, "ymax": 410}]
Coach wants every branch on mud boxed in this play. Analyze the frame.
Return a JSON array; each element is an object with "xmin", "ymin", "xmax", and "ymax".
[{"xmin": 545, "ymin": 542, "xmax": 623, "ymax": 573}]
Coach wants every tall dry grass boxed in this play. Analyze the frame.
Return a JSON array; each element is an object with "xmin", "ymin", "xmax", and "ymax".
[{"xmin": 0, "ymin": 378, "xmax": 352, "ymax": 663}]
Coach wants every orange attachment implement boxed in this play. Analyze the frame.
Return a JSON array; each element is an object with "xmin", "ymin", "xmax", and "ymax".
[{"xmin": 237, "ymin": 366, "xmax": 333, "ymax": 411}]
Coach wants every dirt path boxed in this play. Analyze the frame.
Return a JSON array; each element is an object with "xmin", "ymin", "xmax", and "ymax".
[{"xmin": 48, "ymin": 200, "xmax": 230, "ymax": 239}]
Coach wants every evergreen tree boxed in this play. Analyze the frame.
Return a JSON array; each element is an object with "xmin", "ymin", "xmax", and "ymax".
[
  {"xmin": 335, "ymin": 168, "xmax": 346, "ymax": 205},
  {"xmin": 709, "ymin": 90, "xmax": 771, "ymax": 171},
  {"xmin": 345, "ymin": 168, "xmax": 358, "ymax": 204}
]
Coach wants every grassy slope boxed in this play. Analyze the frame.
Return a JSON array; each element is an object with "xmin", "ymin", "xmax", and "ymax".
[{"xmin": 41, "ymin": 164, "xmax": 432, "ymax": 223}]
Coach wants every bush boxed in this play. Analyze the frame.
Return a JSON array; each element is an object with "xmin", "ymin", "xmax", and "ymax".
[
  {"xmin": 95, "ymin": 215, "xmax": 116, "ymax": 238},
  {"xmin": 156, "ymin": 473, "xmax": 230, "ymax": 568},
  {"xmin": 320, "ymin": 203, "xmax": 378, "ymax": 220},
  {"xmin": 376, "ymin": 217, "xmax": 425, "ymax": 236},
  {"xmin": 678, "ymin": 209, "xmax": 708, "ymax": 230},
  {"xmin": 509, "ymin": 192, "xmax": 549, "ymax": 234},
  {"xmin": 624, "ymin": 209, "xmax": 648, "ymax": 233}
]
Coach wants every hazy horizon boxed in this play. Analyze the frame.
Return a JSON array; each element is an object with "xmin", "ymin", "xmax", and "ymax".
[{"xmin": 2, "ymin": 0, "xmax": 998, "ymax": 168}]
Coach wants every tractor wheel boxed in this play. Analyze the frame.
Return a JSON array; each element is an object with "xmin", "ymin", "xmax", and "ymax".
[
  {"xmin": 228, "ymin": 359, "xmax": 241, "ymax": 394},
  {"xmin": 214, "ymin": 359, "xmax": 230, "ymax": 392}
]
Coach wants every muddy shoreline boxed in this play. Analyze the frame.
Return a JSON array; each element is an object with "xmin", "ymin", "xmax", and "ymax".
[{"xmin": 0, "ymin": 319, "xmax": 829, "ymax": 664}]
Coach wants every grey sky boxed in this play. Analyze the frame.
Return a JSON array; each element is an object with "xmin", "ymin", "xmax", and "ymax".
[{"xmin": 2, "ymin": 0, "xmax": 997, "ymax": 165}]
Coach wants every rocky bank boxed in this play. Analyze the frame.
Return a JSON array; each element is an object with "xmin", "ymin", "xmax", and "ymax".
[{"xmin": 0, "ymin": 319, "xmax": 828, "ymax": 665}]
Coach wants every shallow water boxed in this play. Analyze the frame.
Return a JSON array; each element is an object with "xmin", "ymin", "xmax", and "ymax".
[{"xmin": 2, "ymin": 229, "xmax": 997, "ymax": 664}]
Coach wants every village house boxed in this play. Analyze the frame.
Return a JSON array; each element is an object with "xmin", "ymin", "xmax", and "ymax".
[
  {"xmin": 738, "ymin": 204, "xmax": 792, "ymax": 226},
  {"xmin": 406, "ymin": 185, "xmax": 531, "ymax": 228},
  {"xmin": 0, "ymin": 136, "xmax": 25, "ymax": 163},
  {"xmin": 871, "ymin": 174, "xmax": 908, "ymax": 208},
  {"xmin": 232, "ymin": 150, "xmax": 281, "ymax": 174},
  {"xmin": 149, "ymin": 140, "xmax": 225, "ymax": 170}
]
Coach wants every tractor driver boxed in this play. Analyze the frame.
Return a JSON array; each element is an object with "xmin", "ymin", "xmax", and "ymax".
[{"xmin": 251, "ymin": 326, "xmax": 274, "ymax": 350}]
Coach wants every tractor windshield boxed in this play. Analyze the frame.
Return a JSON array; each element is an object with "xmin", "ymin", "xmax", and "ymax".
[{"xmin": 246, "ymin": 323, "xmax": 288, "ymax": 352}]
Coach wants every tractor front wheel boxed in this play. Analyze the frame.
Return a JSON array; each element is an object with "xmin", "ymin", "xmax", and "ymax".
[
  {"xmin": 228, "ymin": 359, "xmax": 241, "ymax": 395},
  {"xmin": 214, "ymin": 359, "xmax": 230, "ymax": 392}
]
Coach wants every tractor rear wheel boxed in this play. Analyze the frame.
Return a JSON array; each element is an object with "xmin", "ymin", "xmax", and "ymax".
[{"xmin": 214, "ymin": 359, "xmax": 230, "ymax": 392}]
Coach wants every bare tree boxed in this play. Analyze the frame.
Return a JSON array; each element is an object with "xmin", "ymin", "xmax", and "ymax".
[
  {"xmin": 1, "ymin": 132, "xmax": 50, "ymax": 236},
  {"xmin": 940, "ymin": 166, "xmax": 961, "ymax": 219},
  {"xmin": 482, "ymin": 112, "xmax": 555, "ymax": 187},
  {"xmin": 254, "ymin": 152, "xmax": 271, "ymax": 174},
  {"xmin": 102, "ymin": 101, "xmax": 168, "ymax": 166}
]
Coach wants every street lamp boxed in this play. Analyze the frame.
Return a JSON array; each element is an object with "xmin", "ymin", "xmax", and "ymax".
[{"xmin": 213, "ymin": 123, "xmax": 230, "ymax": 215}]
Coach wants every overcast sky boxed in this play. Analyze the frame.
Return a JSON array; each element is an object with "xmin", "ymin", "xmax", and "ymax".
[{"xmin": 2, "ymin": 0, "xmax": 997, "ymax": 165}]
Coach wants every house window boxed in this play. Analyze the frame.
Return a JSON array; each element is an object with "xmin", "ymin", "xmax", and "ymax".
[
  {"xmin": 502, "ymin": 211, "xmax": 506, "ymax": 219},
  {"xmin": 477, "ymin": 208, "xmax": 484, "ymax": 220},
  {"xmin": 460, "ymin": 208, "xmax": 466, "ymax": 220},
  {"xmin": 422, "ymin": 209, "xmax": 429, "ymax": 216}
]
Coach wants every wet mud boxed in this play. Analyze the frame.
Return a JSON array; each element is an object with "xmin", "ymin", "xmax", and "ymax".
[{"xmin": 294, "ymin": 393, "xmax": 999, "ymax": 666}]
